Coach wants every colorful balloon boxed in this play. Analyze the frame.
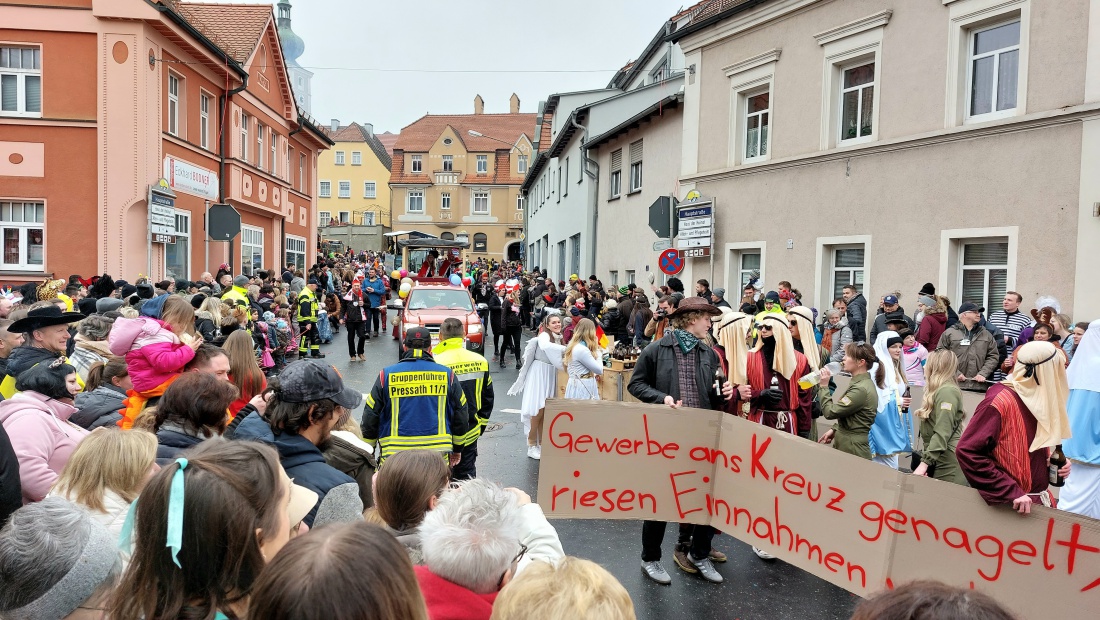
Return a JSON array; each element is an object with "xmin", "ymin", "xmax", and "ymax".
[
  {"xmin": 399, "ymin": 289, "xmax": 409, "ymax": 299},
  {"xmin": 462, "ymin": 277, "xmax": 472, "ymax": 286},
  {"xmin": 449, "ymin": 274, "xmax": 462, "ymax": 286},
  {"xmin": 399, "ymin": 282, "xmax": 412, "ymax": 294},
  {"xmin": 399, "ymin": 269, "xmax": 408, "ymax": 278},
  {"xmin": 390, "ymin": 270, "xmax": 400, "ymax": 279}
]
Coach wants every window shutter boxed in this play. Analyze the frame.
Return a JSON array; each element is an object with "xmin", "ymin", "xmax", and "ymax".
[
  {"xmin": 610, "ymin": 149, "xmax": 622, "ymax": 171},
  {"xmin": 629, "ymin": 140, "xmax": 643, "ymax": 164},
  {"xmin": 962, "ymin": 242, "xmax": 1008, "ymax": 265},
  {"xmin": 834, "ymin": 248, "xmax": 864, "ymax": 268}
]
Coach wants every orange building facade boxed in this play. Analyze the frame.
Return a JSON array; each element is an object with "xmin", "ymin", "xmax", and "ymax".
[{"xmin": 0, "ymin": 0, "xmax": 331, "ymax": 284}]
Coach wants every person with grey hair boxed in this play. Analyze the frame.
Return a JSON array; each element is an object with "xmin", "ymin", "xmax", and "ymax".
[
  {"xmin": 0, "ymin": 497, "xmax": 121, "ymax": 619},
  {"xmin": 70, "ymin": 314, "xmax": 115, "ymax": 383},
  {"xmin": 821, "ymin": 308, "xmax": 854, "ymax": 363},
  {"xmin": 415, "ymin": 478, "xmax": 564, "ymax": 619}
]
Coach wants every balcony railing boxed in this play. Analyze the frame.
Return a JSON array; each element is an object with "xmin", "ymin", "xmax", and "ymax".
[{"xmin": 434, "ymin": 170, "xmax": 461, "ymax": 186}]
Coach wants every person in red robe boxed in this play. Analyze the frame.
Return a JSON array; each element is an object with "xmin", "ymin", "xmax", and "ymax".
[
  {"xmin": 745, "ymin": 314, "xmax": 812, "ymax": 438},
  {"xmin": 957, "ymin": 340, "xmax": 1072, "ymax": 514}
]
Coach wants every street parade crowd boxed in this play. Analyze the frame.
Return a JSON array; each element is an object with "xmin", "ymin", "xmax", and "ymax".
[{"xmin": 0, "ymin": 245, "xmax": 1095, "ymax": 620}]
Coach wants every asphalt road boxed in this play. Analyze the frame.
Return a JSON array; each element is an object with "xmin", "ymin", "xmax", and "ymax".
[{"xmin": 318, "ymin": 327, "xmax": 860, "ymax": 620}]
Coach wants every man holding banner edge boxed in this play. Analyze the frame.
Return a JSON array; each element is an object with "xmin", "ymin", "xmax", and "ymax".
[{"xmin": 628, "ymin": 296, "xmax": 734, "ymax": 585}]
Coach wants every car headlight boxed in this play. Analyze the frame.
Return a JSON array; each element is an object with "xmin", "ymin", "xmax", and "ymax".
[{"xmin": 468, "ymin": 324, "xmax": 482, "ymax": 334}]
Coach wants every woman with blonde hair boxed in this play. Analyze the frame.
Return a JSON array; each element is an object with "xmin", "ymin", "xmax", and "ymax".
[
  {"xmin": 564, "ymin": 318, "xmax": 602, "ymax": 400},
  {"xmin": 222, "ymin": 330, "xmax": 266, "ymax": 418},
  {"xmin": 912, "ymin": 349, "xmax": 969, "ymax": 485},
  {"xmin": 508, "ymin": 312, "xmax": 566, "ymax": 460},
  {"xmin": 491, "ymin": 556, "xmax": 635, "ymax": 620},
  {"xmin": 50, "ymin": 427, "xmax": 158, "ymax": 537}
]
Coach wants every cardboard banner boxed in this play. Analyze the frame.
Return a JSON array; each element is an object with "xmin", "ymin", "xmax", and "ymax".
[{"xmin": 537, "ymin": 400, "xmax": 1100, "ymax": 616}]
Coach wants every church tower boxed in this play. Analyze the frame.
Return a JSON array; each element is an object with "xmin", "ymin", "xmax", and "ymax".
[{"xmin": 277, "ymin": 0, "xmax": 313, "ymax": 114}]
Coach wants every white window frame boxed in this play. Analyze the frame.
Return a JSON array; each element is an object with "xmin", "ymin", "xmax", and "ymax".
[
  {"xmin": 351, "ymin": 151, "xmax": 362, "ymax": 166},
  {"xmin": 442, "ymin": 154, "xmax": 453, "ymax": 172},
  {"xmin": 938, "ymin": 226, "xmax": 1019, "ymax": 311},
  {"xmin": 335, "ymin": 150, "xmax": 345, "ymax": 165},
  {"xmin": 361, "ymin": 212, "xmax": 376, "ymax": 226},
  {"xmin": 440, "ymin": 192, "xmax": 451, "ymax": 210},
  {"xmin": 299, "ymin": 154, "xmax": 305, "ymax": 192},
  {"xmin": 240, "ymin": 113, "xmax": 249, "ymax": 162},
  {"xmin": 472, "ymin": 192, "xmax": 490, "ymax": 215},
  {"xmin": 164, "ymin": 210, "xmax": 191, "ymax": 280},
  {"xmin": 240, "ymin": 224, "xmax": 264, "ymax": 276},
  {"xmin": 516, "ymin": 195, "xmax": 523, "ymax": 211},
  {"xmin": 319, "ymin": 180, "xmax": 331, "ymax": 198},
  {"xmin": 609, "ymin": 148, "xmax": 622, "ymax": 198},
  {"xmin": 199, "ymin": 92, "xmax": 211, "ymax": 149},
  {"xmin": 0, "ymin": 200, "xmax": 45, "ymax": 271},
  {"xmin": 364, "ymin": 181, "xmax": 376, "ymax": 199},
  {"xmin": 629, "ymin": 152, "xmax": 643, "ymax": 193},
  {"xmin": 476, "ymin": 154, "xmax": 488, "ymax": 174},
  {"xmin": 167, "ymin": 73, "xmax": 181, "ymax": 137},
  {"xmin": 837, "ymin": 60, "xmax": 877, "ymax": 145},
  {"xmin": 338, "ymin": 211, "xmax": 350, "ymax": 224},
  {"xmin": 724, "ymin": 49, "xmax": 778, "ymax": 166},
  {"xmin": 285, "ymin": 235, "xmax": 307, "ymax": 270},
  {"xmin": 407, "ymin": 190, "xmax": 425, "ymax": 213},
  {"xmin": 338, "ymin": 181, "xmax": 351, "ymax": 199},
  {"xmin": 563, "ymin": 158, "xmax": 569, "ymax": 196},
  {"xmin": 945, "ymin": 0, "xmax": 1030, "ymax": 127},
  {"xmin": 814, "ymin": 235, "xmax": 872, "ymax": 311},
  {"xmin": 517, "ymin": 154, "xmax": 528, "ymax": 174},
  {"xmin": 0, "ymin": 45, "xmax": 42, "ymax": 117},
  {"xmin": 815, "ymin": 12, "xmax": 887, "ymax": 150},
  {"xmin": 722, "ymin": 241, "xmax": 766, "ymax": 295},
  {"xmin": 965, "ymin": 19, "xmax": 1022, "ymax": 122},
  {"xmin": 257, "ymin": 123, "xmax": 264, "ymax": 170},
  {"xmin": 318, "ymin": 211, "xmax": 331, "ymax": 227},
  {"xmin": 556, "ymin": 166, "xmax": 562, "ymax": 203},
  {"xmin": 411, "ymin": 154, "xmax": 422, "ymax": 173},
  {"xmin": 626, "ymin": 270, "xmax": 636, "ymax": 285},
  {"xmin": 270, "ymin": 128, "xmax": 277, "ymax": 174}
]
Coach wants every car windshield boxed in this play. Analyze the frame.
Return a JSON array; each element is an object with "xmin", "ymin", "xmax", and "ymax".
[{"xmin": 407, "ymin": 289, "xmax": 474, "ymax": 311}]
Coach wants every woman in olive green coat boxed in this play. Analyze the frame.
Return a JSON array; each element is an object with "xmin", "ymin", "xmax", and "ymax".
[
  {"xmin": 817, "ymin": 343, "xmax": 881, "ymax": 460},
  {"xmin": 911, "ymin": 349, "xmax": 969, "ymax": 485}
]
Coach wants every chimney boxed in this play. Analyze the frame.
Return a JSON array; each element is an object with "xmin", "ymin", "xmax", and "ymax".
[
  {"xmin": 509, "ymin": 93, "xmax": 520, "ymax": 114},
  {"xmin": 330, "ymin": 118, "xmax": 340, "ymax": 133},
  {"xmin": 473, "ymin": 95, "xmax": 484, "ymax": 115},
  {"xmin": 364, "ymin": 123, "xmax": 374, "ymax": 136}
]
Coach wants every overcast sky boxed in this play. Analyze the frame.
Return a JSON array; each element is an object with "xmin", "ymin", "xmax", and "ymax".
[{"xmin": 221, "ymin": 0, "xmax": 682, "ymax": 133}]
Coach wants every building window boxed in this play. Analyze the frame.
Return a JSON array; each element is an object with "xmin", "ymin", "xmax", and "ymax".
[
  {"xmin": 270, "ymin": 128, "xmax": 276, "ymax": 174},
  {"xmin": 744, "ymin": 91, "xmax": 770, "ymax": 160},
  {"xmin": 361, "ymin": 212, "xmax": 375, "ymax": 226},
  {"xmin": 286, "ymin": 235, "xmax": 306, "ymax": 270},
  {"xmin": 335, "ymin": 151, "xmax": 345, "ymax": 165},
  {"xmin": 257, "ymin": 123, "xmax": 265, "ymax": 170},
  {"xmin": 299, "ymin": 154, "xmax": 306, "ymax": 192},
  {"xmin": 517, "ymin": 154, "xmax": 528, "ymax": 173},
  {"xmin": 626, "ymin": 270, "xmax": 636, "ymax": 285},
  {"xmin": 319, "ymin": 211, "xmax": 331, "ymax": 227},
  {"xmin": 609, "ymin": 271, "xmax": 618, "ymax": 286},
  {"xmin": 476, "ymin": 155, "xmax": 488, "ymax": 174},
  {"xmin": 411, "ymin": 155, "xmax": 422, "ymax": 173},
  {"xmin": 473, "ymin": 233, "xmax": 488, "ymax": 253},
  {"xmin": 960, "ymin": 241, "xmax": 1009, "ymax": 312},
  {"xmin": 440, "ymin": 192, "xmax": 451, "ymax": 210},
  {"xmin": 968, "ymin": 20, "xmax": 1020, "ymax": 120},
  {"xmin": 609, "ymin": 149, "xmax": 622, "ymax": 198},
  {"xmin": 557, "ymin": 240, "xmax": 566, "ymax": 279},
  {"xmin": 351, "ymin": 151, "xmax": 362, "ymax": 165},
  {"xmin": 831, "ymin": 246, "xmax": 865, "ymax": 300},
  {"xmin": 739, "ymin": 251, "xmax": 761, "ymax": 288},
  {"xmin": 839, "ymin": 62, "xmax": 875, "ymax": 143},
  {"xmin": 516, "ymin": 195, "xmax": 523, "ymax": 211},
  {"xmin": 569, "ymin": 233, "xmax": 580, "ymax": 276},
  {"xmin": 442, "ymin": 155, "xmax": 453, "ymax": 172},
  {"xmin": 364, "ymin": 181, "xmax": 376, "ymax": 198},
  {"xmin": 408, "ymin": 191, "xmax": 424, "ymax": 213},
  {"xmin": 241, "ymin": 225, "xmax": 263, "ymax": 276},
  {"xmin": 240, "ymin": 113, "xmax": 249, "ymax": 162},
  {"xmin": 338, "ymin": 211, "xmax": 350, "ymax": 224},
  {"xmin": 319, "ymin": 181, "xmax": 331, "ymax": 198},
  {"xmin": 628, "ymin": 140, "xmax": 643, "ymax": 192},
  {"xmin": 199, "ymin": 93, "xmax": 210, "ymax": 149},
  {"xmin": 165, "ymin": 211, "xmax": 190, "ymax": 280},
  {"xmin": 338, "ymin": 181, "xmax": 350, "ymax": 199},
  {"xmin": 563, "ymin": 158, "xmax": 569, "ymax": 196},
  {"xmin": 0, "ymin": 46, "xmax": 41, "ymax": 116},
  {"xmin": 556, "ymin": 166, "xmax": 561, "ymax": 202},
  {"xmin": 473, "ymin": 192, "xmax": 489, "ymax": 215},
  {"xmin": 441, "ymin": 232, "xmax": 454, "ymax": 240},
  {"xmin": 0, "ymin": 201, "xmax": 44, "ymax": 271},
  {"xmin": 167, "ymin": 74, "xmax": 180, "ymax": 136}
]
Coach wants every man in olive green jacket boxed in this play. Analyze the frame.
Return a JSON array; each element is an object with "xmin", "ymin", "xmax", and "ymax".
[{"xmin": 936, "ymin": 303, "xmax": 1000, "ymax": 392}]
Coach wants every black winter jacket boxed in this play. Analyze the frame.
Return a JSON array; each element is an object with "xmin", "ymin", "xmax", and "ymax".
[
  {"xmin": 72, "ymin": 386, "xmax": 125, "ymax": 430},
  {"xmin": 627, "ymin": 332, "xmax": 723, "ymax": 410}
]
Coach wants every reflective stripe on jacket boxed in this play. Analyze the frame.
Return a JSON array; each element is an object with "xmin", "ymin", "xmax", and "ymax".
[
  {"xmin": 298, "ymin": 288, "xmax": 319, "ymax": 323},
  {"xmin": 433, "ymin": 338, "xmax": 494, "ymax": 445}
]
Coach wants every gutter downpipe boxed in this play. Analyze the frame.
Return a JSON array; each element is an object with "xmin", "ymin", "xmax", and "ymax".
[{"xmin": 569, "ymin": 112, "xmax": 599, "ymax": 277}]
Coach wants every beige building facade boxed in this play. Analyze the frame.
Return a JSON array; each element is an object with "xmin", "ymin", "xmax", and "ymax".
[{"xmin": 664, "ymin": 0, "xmax": 1100, "ymax": 318}]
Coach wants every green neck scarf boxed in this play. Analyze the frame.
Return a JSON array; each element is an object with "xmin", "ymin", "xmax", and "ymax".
[{"xmin": 673, "ymin": 329, "xmax": 701, "ymax": 354}]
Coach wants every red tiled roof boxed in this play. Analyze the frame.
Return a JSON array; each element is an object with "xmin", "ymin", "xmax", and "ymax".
[
  {"xmin": 671, "ymin": 0, "xmax": 711, "ymax": 21},
  {"xmin": 538, "ymin": 112, "xmax": 553, "ymax": 149},
  {"xmin": 394, "ymin": 113, "xmax": 537, "ymax": 153},
  {"xmin": 377, "ymin": 132, "xmax": 399, "ymax": 157},
  {"xmin": 691, "ymin": 0, "xmax": 756, "ymax": 22},
  {"xmin": 174, "ymin": 2, "xmax": 272, "ymax": 64}
]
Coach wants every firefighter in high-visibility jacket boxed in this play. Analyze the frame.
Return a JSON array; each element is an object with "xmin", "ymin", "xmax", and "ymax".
[
  {"xmin": 297, "ymin": 277, "xmax": 324, "ymax": 358},
  {"xmin": 361, "ymin": 326, "xmax": 470, "ymax": 468},
  {"xmin": 432, "ymin": 318, "xmax": 493, "ymax": 479}
]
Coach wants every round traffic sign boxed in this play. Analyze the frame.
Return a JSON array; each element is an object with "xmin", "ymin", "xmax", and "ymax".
[{"xmin": 659, "ymin": 248, "xmax": 683, "ymax": 275}]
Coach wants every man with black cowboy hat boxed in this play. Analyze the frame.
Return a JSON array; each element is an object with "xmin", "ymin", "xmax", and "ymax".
[
  {"xmin": 1, "ymin": 306, "xmax": 84, "ymax": 399},
  {"xmin": 628, "ymin": 296, "xmax": 735, "ymax": 586}
]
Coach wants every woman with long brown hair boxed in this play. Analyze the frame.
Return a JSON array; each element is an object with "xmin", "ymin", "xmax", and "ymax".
[
  {"xmin": 816, "ymin": 342, "xmax": 882, "ymax": 460},
  {"xmin": 222, "ymin": 329, "xmax": 266, "ymax": 418},
  {"xmin": 912, "ymin": 349, "xmax": 969, "ymax": 485},
  {"xmin": 564, "ymin": 318, "xmax": 603, "ymax": 400},
  {"xmin": 371, "ymin": 449, "xmax": 451, "ymax": 564}
]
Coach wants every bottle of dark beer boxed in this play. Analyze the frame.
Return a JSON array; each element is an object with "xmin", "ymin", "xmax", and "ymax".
[{"xmin": 1049, "ymin": 444, "xmax": 1067, "ymax": 487}]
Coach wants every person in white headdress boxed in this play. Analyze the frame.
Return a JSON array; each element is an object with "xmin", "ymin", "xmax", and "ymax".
[
  {"xmin": 1059, "ymin": 320, "xmax": 1100, "ymax": 518},
  {"xmin": 957, "ymin": 340, "xmax": 1072, "ymax": 513},
  {"xmin": 507, "ymin": 311, "xmax": 565, "ymax": 461},
  {"xmin": 744, "ymin": 314, "xmax": 812, "ymax": 438},
  {"xmin": 869, "ymin": 331, "xmax": 913, "ymax": 469}
]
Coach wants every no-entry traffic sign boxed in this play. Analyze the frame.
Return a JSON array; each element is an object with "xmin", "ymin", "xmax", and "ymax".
[{"xmin": 659, "ymin": 248, "xmax": 683, "ymax": 275}]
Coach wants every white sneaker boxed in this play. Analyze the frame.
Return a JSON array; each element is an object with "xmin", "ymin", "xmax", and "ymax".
[
  {"xmin": 527, "ymin": 445, "xmax": 541, "ymax": 460},
  {"xmin": 752, "ymin": 546, "xmax": 776, "ymax": 561}
]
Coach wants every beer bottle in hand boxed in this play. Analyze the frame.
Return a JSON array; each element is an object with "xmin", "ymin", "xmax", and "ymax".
[{"xmin": 1049, "ymin": 444, "xmax": 1067, "ymax": 487}]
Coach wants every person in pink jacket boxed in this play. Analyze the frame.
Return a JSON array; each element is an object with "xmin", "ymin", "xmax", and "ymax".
[
  {"xmin": 0, "ymin": 359, "xmax": 88, "ymax": 503},
  {"xmin": 108, "ymin": 294, "xmax": 202, "ymax": 429}
]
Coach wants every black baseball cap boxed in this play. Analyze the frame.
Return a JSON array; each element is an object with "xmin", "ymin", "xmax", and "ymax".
[
  {"xmin": 957, "ymin": 302, "xmax": 983, "ymax": 314},
  {"xmin": 278, "ymin": 360, "xmax": 363, "ymax": 409},
  {"xmin": 404, "ymin": 326, "xmax": 432, "ymax": 349}
]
